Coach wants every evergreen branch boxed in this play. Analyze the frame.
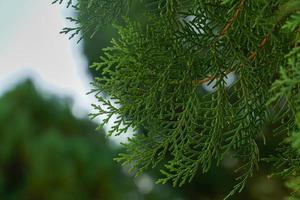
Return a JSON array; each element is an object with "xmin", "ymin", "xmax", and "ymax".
[
  {"xmin": 192, "ymin": 0, "xmax": 299, "ymax": 86},
  {"xmin": 192, "ymin": 16, "xmax": 284, "ymax": 85},
  {"xmin": 192, "ymin": 32, "xmax": 269, "ymax": 85},
  {"xmin": 219, "ymin": 0, "xmax": 246, "ymax": 37},
  {"xmin": 59, "ymin": 0, "xmax": 300, "ymax": 199}
]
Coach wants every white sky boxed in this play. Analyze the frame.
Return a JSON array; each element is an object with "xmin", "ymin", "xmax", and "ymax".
[
  {"xmin": 0, "ymin": 0, "xmax": 131, "ymax": 144},
  {"xmin": 0, "ymin": 0, "xmax": 90, "ymax": 114}
]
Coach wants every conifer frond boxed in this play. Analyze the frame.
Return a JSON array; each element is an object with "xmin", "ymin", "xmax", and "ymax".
[{"xmin": 57, "ymin": 0, "xmax": 300, "ymax": 199}]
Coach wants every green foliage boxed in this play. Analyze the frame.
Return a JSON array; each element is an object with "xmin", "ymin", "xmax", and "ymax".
[{"xmin": 56, "ymin": 0, "xmax": 300, "ymax": 199}]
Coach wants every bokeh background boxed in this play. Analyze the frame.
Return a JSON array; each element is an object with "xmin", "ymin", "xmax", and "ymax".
[{"xmin": 0, "ymin": 1, "xmax": 291, "ymax": 199}]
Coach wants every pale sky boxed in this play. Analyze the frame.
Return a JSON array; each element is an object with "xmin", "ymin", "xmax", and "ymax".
[
  {"xmin": 0, "ymin": 1, "xmax": 90, "ymax": 114},
  {"xmin": 0, "ymin": 0, "xmax": 132, "ymax": 144}
]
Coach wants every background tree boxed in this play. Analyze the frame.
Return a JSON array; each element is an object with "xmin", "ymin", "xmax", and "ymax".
[{"xmin": 0, "ymin": 80, "xmax": 181, "ymax": 200}]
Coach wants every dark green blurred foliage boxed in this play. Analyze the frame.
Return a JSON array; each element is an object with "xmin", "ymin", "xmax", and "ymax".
[
  {"xmin": 0, "ymin": 80, "xmax": 180, "ymax": 200},
  {"xmin": 83, "ymin": 26, "xmax": 118, "ymax": 77}
]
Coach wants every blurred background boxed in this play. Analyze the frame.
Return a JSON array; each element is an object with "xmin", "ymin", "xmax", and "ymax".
[{"xmin": 0, "ymin": 1, "xmax": 291, "ymax": 199}]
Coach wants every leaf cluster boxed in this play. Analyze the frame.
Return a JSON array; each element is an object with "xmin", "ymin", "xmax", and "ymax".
[{"xmin": 57, "ymin": 0, "xmax": 300, "ymax": 199}]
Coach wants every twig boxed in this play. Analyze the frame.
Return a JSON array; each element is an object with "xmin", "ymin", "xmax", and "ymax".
[
  {"xmin": 193, "ymin": 3, "xmax": 300, "ymax": 85},
  {"xmin": 193, "ymin": 33, "xmax": 270, "ymax": 85},
  {"xmin": 219, "ymin": 0, "xmax": 246, "ymax": 37},
  {"xmin": 193, "ymin": 0, "xmax": 247, "ymax": 84}
]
